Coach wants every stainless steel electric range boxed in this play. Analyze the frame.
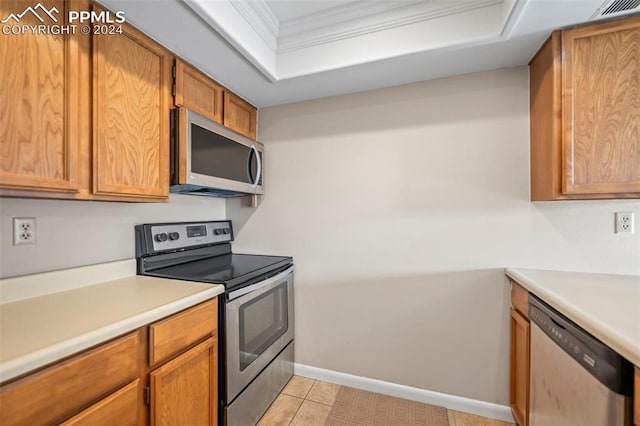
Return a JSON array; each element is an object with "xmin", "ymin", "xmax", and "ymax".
[{"xmin": 135, "ymin": 220, "xmax": 294, "ymax": 426}]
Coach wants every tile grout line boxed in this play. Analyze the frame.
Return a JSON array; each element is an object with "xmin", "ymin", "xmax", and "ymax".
[
  {"xmin": 286, "ymin": 378, "xmax": 316, "ymax": 426},
  {"xmin": 288, "ymin": 380, "xmax": 340, "ymax": 425},
  {"xmin": 287, "ymin": 396, "xmax": 306, "ymax": 426}
]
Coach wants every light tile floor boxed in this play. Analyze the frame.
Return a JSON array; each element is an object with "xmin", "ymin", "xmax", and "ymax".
[{"xmin": 258, "ymin": 376, "xmax": 515, "ymax": 426}]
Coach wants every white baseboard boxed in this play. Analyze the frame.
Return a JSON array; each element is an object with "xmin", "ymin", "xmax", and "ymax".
[{"xmin": 294, "ymin": 363, "xmax": 515, "ymax": 423}]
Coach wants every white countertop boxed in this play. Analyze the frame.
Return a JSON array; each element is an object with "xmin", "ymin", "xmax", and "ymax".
[
  {"xmin": 0, "ymin": 261, "xmax": 224, "ymax": 383},
  {"xmin": 505, "ymin": 268, "xmax": 640, "ymax": 366}
]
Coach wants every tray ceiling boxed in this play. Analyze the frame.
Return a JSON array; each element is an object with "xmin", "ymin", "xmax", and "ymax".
[{"xmin": 96, "ymin": 0, "xmax": 630, "ymax": 107}]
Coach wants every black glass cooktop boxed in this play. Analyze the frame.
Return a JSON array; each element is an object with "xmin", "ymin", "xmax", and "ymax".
[{"xmin": 146, "ymin": 253, "xmax": 292, "ymax": 291}]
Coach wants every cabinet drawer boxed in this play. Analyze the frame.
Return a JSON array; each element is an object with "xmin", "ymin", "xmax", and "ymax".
[
  {"xmin": 511, "ymin": 280, "xmax": 529, "ymax": 319},
  {"xmin": 60, "ymin": 379, "xmax": 140, "ymax": 426},
  {"xmin": 0, "ymin": 331, "xmax": 139, "ymax": 426},
  {"xmin": 150, "ymin": 298, "xmax": 217, "ymax": 365}
]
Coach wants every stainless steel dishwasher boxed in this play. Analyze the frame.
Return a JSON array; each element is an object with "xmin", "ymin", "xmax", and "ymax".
[{"xmin": 528, "ymin": 294, "xmax": 633, "ymax": 426}]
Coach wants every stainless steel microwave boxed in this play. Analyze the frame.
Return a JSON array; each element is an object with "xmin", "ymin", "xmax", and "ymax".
[{"xmin": 170, "ymin": 107, "xmax": 263, "ymax": 197}]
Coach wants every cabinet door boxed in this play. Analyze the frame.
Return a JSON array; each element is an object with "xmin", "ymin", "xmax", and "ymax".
[
  {"xmin": 0, "ymin": 0, "xmax": 82, "ymax": 192},
  {"xmin": 175, "ymin": 60, "xmax": 223, "ymax": 123},
  {"xmin": 150, "ymin": 337, "xmax": 217, "ymax": 426},
  {"xmin": 510, "ymin": 308, "xmax": 530, "ymax": 426},
  {"xmin": 60, "ymin": 379, "xmax": 140, "ymax": 426},
  {"xmin": 562, "ymin": 17, "xmax": 640, "ymax": 194},
  {"xmin": 93, "ymin": 17, "xmax": 171, "ymax": 199},
  {"xmin": 223, "ymin": 92, "xmax": 257, "ymax": 139}
]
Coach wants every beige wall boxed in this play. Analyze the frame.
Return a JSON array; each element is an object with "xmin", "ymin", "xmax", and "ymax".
[
  {"xmin": 1, "ymin": 194, "xmax": 225, "ymax": 278},
  {"xmin": 227, "ymin": 67, "xmax": 640, "ymax": 405}
]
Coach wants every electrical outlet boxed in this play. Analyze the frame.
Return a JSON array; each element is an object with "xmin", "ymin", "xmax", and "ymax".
[
  {"xmin": 615, "ymin": 212, "xmax": 634, "ymax": 234},
  {"xmin": 13, "ymin": 217, "xmax": 36, "ymax": 245}
]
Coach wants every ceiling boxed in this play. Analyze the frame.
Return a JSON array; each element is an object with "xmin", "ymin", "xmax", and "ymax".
[
  {"xmin": 266, "ymin": 0, "xmax": 358, "ymax": 22},
  {"xmin": 96, "ymin": 0, "xmax": 634, "ymax": 107}
]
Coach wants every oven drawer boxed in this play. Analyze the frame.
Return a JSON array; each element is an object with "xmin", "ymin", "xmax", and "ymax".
[{"xmin": 149, "ymin": 298, "xmax": 217, "ymax": 365}]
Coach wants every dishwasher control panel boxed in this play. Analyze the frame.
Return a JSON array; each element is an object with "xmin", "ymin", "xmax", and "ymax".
[
  {"xmin": 529, "ymin": 303, "xmax": 594, "ymax": 367},
  {"xmin": 528, "ymin": 294, "xmax": 633, "ymax": 395}
]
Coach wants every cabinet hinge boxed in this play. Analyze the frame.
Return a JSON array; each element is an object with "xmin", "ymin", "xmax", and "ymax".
[
  {"xmin": 172, "ymin": 64, "xmax": 176, "ymax": 78},
  {"xmin": 144, "ymin": 386, "xmax": 150, "ymax": 405},
  {"xmin": 172, "ymin": 83, "xmax": 176, "ymax": 97}
]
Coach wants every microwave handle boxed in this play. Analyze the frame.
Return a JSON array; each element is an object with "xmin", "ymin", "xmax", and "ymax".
[{"xmin": 250, "ymin": 145, "xmax": 262, "ymax": 188}]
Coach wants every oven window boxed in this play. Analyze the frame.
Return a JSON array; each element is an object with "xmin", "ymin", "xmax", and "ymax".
[{"xmin": 239, "ymin": 282, "xmax": 288, "ymax": 371}]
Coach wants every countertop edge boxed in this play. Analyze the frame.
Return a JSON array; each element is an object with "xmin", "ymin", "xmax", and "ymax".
[
  {"xmin": 0, "ymin": 285, "xmax": 224, "ymax": 383},
  {"xmin": 505, "ymin": 268, "xmax": 640, "ymax": 367}
]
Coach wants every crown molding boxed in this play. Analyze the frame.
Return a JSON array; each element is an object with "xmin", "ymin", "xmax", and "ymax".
[
  {"xmin": 228, "ymin": 0, "xmax": 279, "ymax": 51},
  {"xmin": 277, "ymin": 0, "xmax": 502, "ymax": 53},
  {"xmin": 182, "ymin": 0, "xmax": 511, "ymax": 84}
]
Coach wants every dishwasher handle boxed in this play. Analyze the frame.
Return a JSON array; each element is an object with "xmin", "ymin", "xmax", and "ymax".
[{"xmin": 528, "ymin": 294, "xmax": 633, "ymax": 396}]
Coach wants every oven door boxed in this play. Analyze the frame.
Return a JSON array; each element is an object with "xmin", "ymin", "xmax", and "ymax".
[{"xmin": 225, "ymin": 267, "xmax": 294, "ymax": 402}]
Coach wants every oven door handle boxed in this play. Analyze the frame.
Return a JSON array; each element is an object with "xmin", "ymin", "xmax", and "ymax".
[{"xmin": 227, "ymin": 266, "xmax": 294, "ymax": 301}]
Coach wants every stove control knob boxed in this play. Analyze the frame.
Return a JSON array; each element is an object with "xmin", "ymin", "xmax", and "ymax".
[
  {"xmin": 214, "ymin": 229, "xmax": 223, "ymax": 235},
  {"xmin": 222, "ymin": 228, "xmax": 230, "ymax": 234},
  {"xmin": 155, "ymin": 233, "xmax": 168, "ymax": 242},
  {"xmin": 168, "ymin": 232, "xmax": 180, "ymax": 240}
]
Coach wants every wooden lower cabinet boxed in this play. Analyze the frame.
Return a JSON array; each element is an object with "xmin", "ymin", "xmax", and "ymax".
[
  {"xmin": 510, "ymin": 308, "xmax": 530, "ymax": 426},
  {"xmin": 0, "ymin": 298, "xmax": 218, "ymax": 425},
  {"xmin": 509, "ymin": 280, "xmax": 530, "ymax": 426},
  {"xmin": 150, "ymin": 337, "xmax": 218, "ymax": 426},
  {"xmin": 635, "ymin": 367, "xmax": 639, "ymax": 425},
  {"xmin": 0, "ymin": 332, "xmax": 139, "ymax": 426}
]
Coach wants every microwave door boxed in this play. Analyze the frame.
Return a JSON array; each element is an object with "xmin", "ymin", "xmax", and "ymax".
[{"xmin": 182, "ymin": 108, "xmax": 263, "ymax": 194}]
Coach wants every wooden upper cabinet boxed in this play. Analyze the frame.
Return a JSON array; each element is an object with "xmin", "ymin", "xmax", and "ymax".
[
  {"xmin": 174, "ymin": 60, "xmax": 223, "ymax": 123},
  {"xmin": 530, "ymin": 16, "xmax": 640, "ymax": 200},
  {"xmin": 93, "ymin": 16, "xmax": 171, "ymax": 199},
  {"xmin": 224, "ymin": 91, "xmax": 257, "ymax": 139},
  {"xmin": 562, "ymin": 17, "xmax": 640, "ymax": 195},
  {"xmin": 174, "ymin": 60, "xmax": 258, "ymax": 139},
  {"xmin": 0, "ymin": 0, "xmax": 82, "ymax": 192}
]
